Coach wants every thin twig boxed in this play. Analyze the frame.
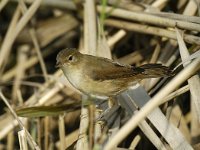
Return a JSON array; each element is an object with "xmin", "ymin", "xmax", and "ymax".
[
  {"xmin": 0, "ymin": 0, "xmax": 42, "ymax": 70},
  {"xmin": 0, "ymin": 90, "xmax": 40, "ymax": 150},
  {"xmin": 19, "ymin": 0, "xmax": 48, "ymax": 82},
  {"xmin": 162, "ymin": 85, "xmax": 189, "ymax": 104}
]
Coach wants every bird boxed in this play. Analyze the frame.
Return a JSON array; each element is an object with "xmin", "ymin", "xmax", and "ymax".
[{"xmin": 56, "ymin": 48, "xmax": 173, "ymax": 98}]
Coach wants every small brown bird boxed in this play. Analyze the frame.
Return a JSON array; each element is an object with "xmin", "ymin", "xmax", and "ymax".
[{"xmin": 56, "ymin": 49, "xmax": 173, "ymax": 98}]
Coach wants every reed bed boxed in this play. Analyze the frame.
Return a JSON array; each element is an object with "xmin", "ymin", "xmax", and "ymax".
[{"xmin": 0, "ymin": 0, "xmax": 200, "ymax": 150}]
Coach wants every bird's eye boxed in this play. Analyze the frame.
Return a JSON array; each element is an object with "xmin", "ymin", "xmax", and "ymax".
[{"xmin": 68, "ymin": 55, "xmax": 73, "ymax": 61}]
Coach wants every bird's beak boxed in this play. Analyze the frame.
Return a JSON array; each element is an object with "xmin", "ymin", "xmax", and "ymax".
[{"xmin": 55, "ymin": 61, "xmax": 62, "ymax": 68}]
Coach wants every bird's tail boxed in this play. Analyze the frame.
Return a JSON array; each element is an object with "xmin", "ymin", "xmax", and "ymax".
[{"xmin": 138, "ymin": 64, "xmax": 174, "ymax": 78}]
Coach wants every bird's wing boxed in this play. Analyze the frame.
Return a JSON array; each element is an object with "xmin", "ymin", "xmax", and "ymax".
[{"xmin": 90, "ymin": 60, "xmax": 144, "ymax": 81}]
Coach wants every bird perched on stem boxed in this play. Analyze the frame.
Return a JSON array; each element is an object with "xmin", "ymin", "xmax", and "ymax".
[{"xmin": 56, "ymin": 48, "xmax": 173, "ymax": 98}]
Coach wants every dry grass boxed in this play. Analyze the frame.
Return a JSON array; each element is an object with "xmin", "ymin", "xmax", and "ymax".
[{"xmin": 0, "ymin": 0, "xmax": 200, "ymax": 150}]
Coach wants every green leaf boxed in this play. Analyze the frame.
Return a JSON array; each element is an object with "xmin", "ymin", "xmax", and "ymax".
[{"xmin": 16, "ymin": 102, "xmax": 82, "ymax": 118}]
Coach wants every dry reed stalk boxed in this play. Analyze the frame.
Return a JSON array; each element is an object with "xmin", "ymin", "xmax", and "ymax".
[
  {"xmin": 105, "ymin": 19, "xmax": 200, "ymax": 45},
  {"xmin": 7, "ymin": 131, "xmax": 14, "ymax": 150},
  {"xmin": 18, "ymin": 129, "xmax": 28, "ymax": 150},
  {"xmin": 117, "ymin": 50, "xmax": 145, "ymax": 65},
  {"xmin": 18, "ymin": 0, "xmax": 48, "ymax": 82},
  {"xmin": 0, "ymin": 0, "xmax": 9, "ymax": 12},
  {"xmin": 151, "ymin": 0, "xmax": 168, "ymax": 9},
  {"xmin": 129, "ymin": 134, "xmax": 141, "ymax": 149},
  {"xmin": 148, "ymin": 11, "xmax": 200, "ymax": 23},
  {"xmin": 2, "ymin": 32, "xmax": 76, "ymax": 82},
  {"xmin": 12, "ymin": 46, "xmax": 29, "ymax": 103},
  {"xmin": 36, "ymin": 119, "xmax": 41, "ymax": 148},
  {"xmin": 150, "ymin": 43, "xmax": 161, "ymax": 64},
  {"xmin": 118, "ymin": 84, "xmax": 191, "ymax": 150},
  {"xmin": 0, "ymin": 0, "xmax": 42, "ymax": 70},
  {"xmin": 105, "ymin": 57, "xmax": 200, "ymax": 150},
  {"xmin": 107, "ymin": 0, "xmax": 144, "ymax": 11},
  {"xmin": 0, "ymin": 5, "xmax": 21, "ymax": 75},
  {"xmin": 56, "ymin": 129, "xmax": 79, "ymax": 149},
  {"xmin": 0, "ymin": 91, "xmax": 40, "ymax": 149},
  {"xmin": 58, "ymin": 115, "xmax": 66, "ymax": 150},
  {"xmin": 107, "ymin": 30, "xmax": 126, "ymax": 49},
  {"xmin": 138, "ymin": 118, "xmax": 167, "ymax": 150},
  {"xmin": 44, "ymin": 117, "xmax": 49, "ymax": 150},
  {"xmin": 11, "ymin": 0, "xmax": 77, "ymax": 10},
  {"xmin": 0, "ymin": 12, "xmax": 80, "ymax": 149},
  {"xmin": 76, "ymin": 0, "xmax": 97, "ymax": 149},
  {"xmin": 176, "ymin": 28, "xmax": 200, "ymax": 121},
  {"xmin": 162, "ymin": 85, "xmax": 189, "ymax": 103},
  {"xmin": 0, "ymin": 71, "xmax": 79, "ymax": 141},
  {"xmin": 1, "ymin": 1, "xmax": 200, "ymax": 149},
  {"xmin": 168, "ymin": 105, "xmax": 191, "ymax": 142},
  {"xmin": 182, "ymin": 1, "xmax": 200, "ymax": 145},
  {"xmin": 97, "ymin": 6, "xmax": 200, "ymax": 32}
]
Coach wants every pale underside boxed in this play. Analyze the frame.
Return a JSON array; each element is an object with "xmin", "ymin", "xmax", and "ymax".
[
  {"xmin": 61, "ymin": 63, "xmax": 139, "ymax": 98},
  {"xmin": 59, "ymin": 52, "xmax": 169, "ymax": 98}
]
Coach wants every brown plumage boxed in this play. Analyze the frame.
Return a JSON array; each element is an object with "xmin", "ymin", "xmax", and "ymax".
[{"xmin": 56, "ymin": 49, "xmax": 173, "ymax": 98}]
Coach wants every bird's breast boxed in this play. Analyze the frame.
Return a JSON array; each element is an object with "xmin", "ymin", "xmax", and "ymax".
[
  {"xmin": 61, "ymin": 65, "xmax": 136, "ymax": 97},
  {"xmin": 61, "ymin": 66, "xmax": 83, "ymax": 90}
]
